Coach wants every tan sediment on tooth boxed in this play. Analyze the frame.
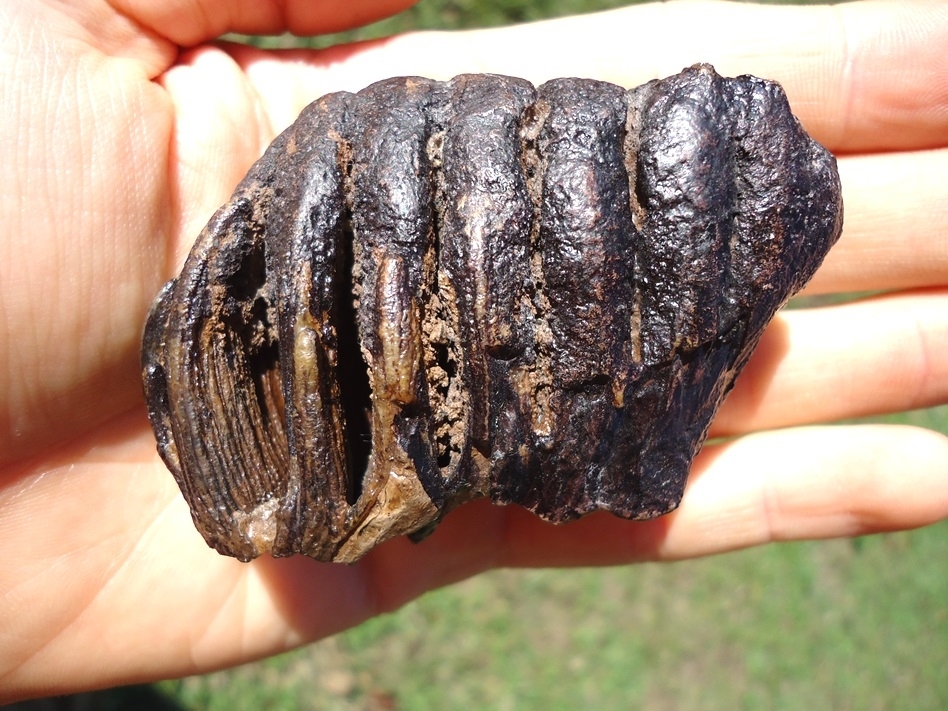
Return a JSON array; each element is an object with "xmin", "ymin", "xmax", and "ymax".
[{"xmin": 142, "ymin": 67, "xmax": 843, "ymax": 563}]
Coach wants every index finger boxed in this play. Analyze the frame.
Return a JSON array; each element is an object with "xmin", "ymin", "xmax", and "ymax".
[
  {"xmin": 440, "ymin": 0, "xmax": 948, "ymax": 153},
  {"xmin": 258, "ymin": 0, "xmax": 947, "ymax": 154}
]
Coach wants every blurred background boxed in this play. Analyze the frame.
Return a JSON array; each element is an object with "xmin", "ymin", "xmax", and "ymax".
[{"xmin": 9, "ymin": 0, "xmax": 946, "ymax": 709}]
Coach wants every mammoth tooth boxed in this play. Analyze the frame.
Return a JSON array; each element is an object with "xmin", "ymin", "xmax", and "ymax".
[{"xmin": 142, "ymin": 64, "xmax": 843, "ymax": 563}]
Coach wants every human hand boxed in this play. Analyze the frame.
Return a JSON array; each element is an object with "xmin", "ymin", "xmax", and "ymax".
[{"xmin": 1, "ymin": 0, "xmax": 946, "ymax": 701}]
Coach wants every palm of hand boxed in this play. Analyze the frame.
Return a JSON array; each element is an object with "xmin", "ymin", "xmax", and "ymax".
[{"xmin": 1, "ymin": 0, "xmax": 947, "ymax": 700}]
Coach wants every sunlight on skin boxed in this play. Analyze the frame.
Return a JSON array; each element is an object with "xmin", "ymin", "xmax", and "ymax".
[
  {"xmin": 803, "ymin": 149, "xmax": 948, "ymax": 296},
  {"xmin": 0, "ymin": 0, "xmax": 947, "ymax": 701},
  {"xmin": 711, "ymin": 291, "xmax": 948, "ymax": 436}
]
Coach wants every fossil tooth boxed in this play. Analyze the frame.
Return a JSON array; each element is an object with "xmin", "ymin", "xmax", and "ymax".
[{"xmin": 142, "ymin": 65, "xmax": 843, "ymax": 563}]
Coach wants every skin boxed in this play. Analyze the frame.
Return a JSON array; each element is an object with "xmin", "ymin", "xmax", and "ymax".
[{"xmin": 0, "ymin": 0, "xmax": 946, "ymax": 700}]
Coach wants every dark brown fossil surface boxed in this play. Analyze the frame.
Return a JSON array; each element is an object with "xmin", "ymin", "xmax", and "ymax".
[{"xmin": 142, "ymin": 64, "xmax": 843, "ymax": 563}]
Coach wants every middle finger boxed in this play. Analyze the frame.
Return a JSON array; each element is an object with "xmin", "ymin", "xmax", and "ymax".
[
  {"xmin": 803, "ymin": 147, "xmax": 948, "ymax": 296},
  {"xmin": 712, "ymin": 289, "xmax": 948, "ymax": 437}
]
